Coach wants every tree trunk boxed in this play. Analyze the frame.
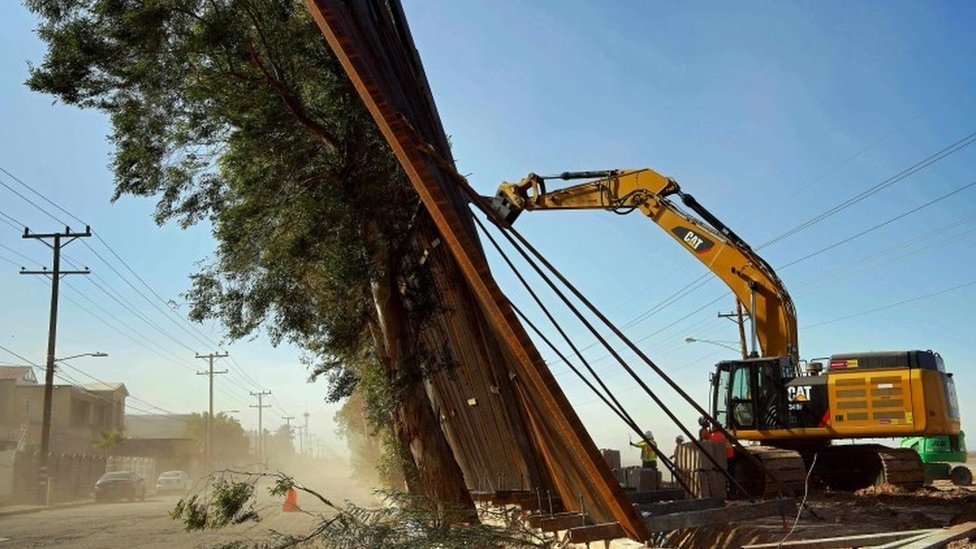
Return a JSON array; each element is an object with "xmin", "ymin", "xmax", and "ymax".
[{"xmin": 368, "ymin": 248, "xmax": 475, "ymax": 515}]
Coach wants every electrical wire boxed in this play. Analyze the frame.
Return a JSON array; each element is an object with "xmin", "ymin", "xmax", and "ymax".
[
  {"xmin": 0, "ymin": 164, "xmax": 274, "ymax": 401},
  {"xmin": 802, "ymin": 278, "xmax": 976, "ymax": 329},
  {"xmin": 779, "ymin": 178, "xmax": 976, "ymax": 269},
  {"xmin": 759, "ymin": 130, "xmax": 976, "ymax": 249}
]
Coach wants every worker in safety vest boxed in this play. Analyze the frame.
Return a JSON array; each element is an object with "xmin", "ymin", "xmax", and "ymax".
[
  {"xmin": 698, "ymin": 416, "xmax": 711, "ymax": 441},
  {"xmin": 630, "ymin": 430, "xmax": 658, "ymax": 470}
]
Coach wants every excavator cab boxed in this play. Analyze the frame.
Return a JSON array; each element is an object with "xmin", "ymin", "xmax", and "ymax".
[{"xmin": 711, "ymin": 357, "xmax": 796, "ymax": 434}]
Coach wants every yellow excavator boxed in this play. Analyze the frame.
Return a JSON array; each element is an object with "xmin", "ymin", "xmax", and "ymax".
[{"xmin": 491, "ymin": 168, "xmax": 962, "ymax": 496}]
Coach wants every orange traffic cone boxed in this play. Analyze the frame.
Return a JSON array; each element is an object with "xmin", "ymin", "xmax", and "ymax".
[{"xmin": 282, "ymin": 487, "xmax": 300, "ymax": 512}]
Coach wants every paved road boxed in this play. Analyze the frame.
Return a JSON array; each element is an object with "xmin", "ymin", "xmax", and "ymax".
[{"xmin": 0, "ymin": 492, "xmax": 331, "ymax": 548}]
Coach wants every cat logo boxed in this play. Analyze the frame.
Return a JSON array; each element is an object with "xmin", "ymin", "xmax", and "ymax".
[
  {"xmin": 788, "ymin": 386, "xmax": 811, "ymax": 402},
  {"xmin": 671, "ymin": 227, "xmax": 714, "ymax": 254}
]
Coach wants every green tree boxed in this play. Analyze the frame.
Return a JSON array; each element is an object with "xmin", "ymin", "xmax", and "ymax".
[
  {"xmin": 186, "ymin": 412, "xmax": 250, "ymax": 466},
  {"xmin": 94, "ymin": 429, "xmax": 124, "ymax": 455},
  {"xmin": 267, "ymin": 424, "xmax": 294, "ymax": 460},
  {"xmin": 26, "ymin": 0, "xmax": 471, "ymax": 511}
]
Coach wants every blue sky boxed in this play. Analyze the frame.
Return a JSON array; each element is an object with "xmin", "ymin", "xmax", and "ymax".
[
  {"xmin": 0, "ymin": 6, "xmax": 339, "ymax": 455},
  {"xmin": 2, "ymin": 2, "xmax": 975, "ymax": 467}
]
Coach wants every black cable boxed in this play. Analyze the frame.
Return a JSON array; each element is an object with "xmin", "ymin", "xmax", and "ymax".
[
  {"xmin": 0, "ymin": 209, "xmax": 28, "ymax": 229},
  {"xmin": 475, "ymin": 216, "xmax": 631, "ymax": 420},
  {"xmin": 478, "ymin": 218, "xmax": 691, "ymax": 490},
  {"xmin": 779, "ymin": 178, "xmax": 976, "ymax": 269},
  {"xmin": 0, "ymin": 165, "xmax": 87, "ymax": 226},
  {"xmin": 474, "ymin": 204, "xmax": 751, "ymax": 496},
  {"xmin": 803, "ymin": 278, "xmax": 976, "ymax": 330},
  {"xmin": 759, "ymin": 130, "xmax": 976, "ymax": 249}
]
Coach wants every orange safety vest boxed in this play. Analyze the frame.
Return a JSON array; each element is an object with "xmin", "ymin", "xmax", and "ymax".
[{"xmin": 708, "ymin": 431, "xmax": 735, "ymax": 459}]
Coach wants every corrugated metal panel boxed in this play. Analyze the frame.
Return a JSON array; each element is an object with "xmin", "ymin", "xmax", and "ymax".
[{"xmin": 305, "ymin": 0, "xmax": 649, "ymax": 540}]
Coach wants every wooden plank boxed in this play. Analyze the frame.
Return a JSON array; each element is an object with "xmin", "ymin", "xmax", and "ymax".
[
  {"xmin": 896, "ymin": 522, "xmax": 976, "ymax": 549},
  {"xmin": 875, "ymin": 532, "xmax": 945, "ymax": 549},
  {"xmin": 565, "ymin": 522, "xmax": 626, "ymax": 544},
  {"xmin": 490, "ymin": 490, "xmax": 531, "ymax": 504},
  {"xmin": 646, "ymin": 499, "xmax": 794, "ymax": 533},
  {"xmin": 627, "ymin": 489, "xmax": 686, "ymax": 504},
  {"xmin": 527, "ymin": 512, "xmax": 579, "ymax": 529},
  {"xmin": 743, "ymin": 529, "xmax": 939, "ymax": 549},
  {"xmin": 513, "ymin": 493, "xmax": 562, "ymax": 512},
  {"xmin": 540, "ymin": 513, "xmax": 590, "ymax": 532},
  {"xmin": 640, "ymin": 496, "xmax": 725, "ymax": 516}
]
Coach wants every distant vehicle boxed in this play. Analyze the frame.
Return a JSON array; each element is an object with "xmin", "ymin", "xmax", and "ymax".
[
  {"xmin": 154, "ymin": 470, "xmax": 191, "ymax": 495},
  {"xmin": 94, "ymin": 471, "xmax": 146, "ymax": 502}
]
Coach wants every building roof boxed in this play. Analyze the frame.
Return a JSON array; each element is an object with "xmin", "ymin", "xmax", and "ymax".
[
  {"xmin": 0, "ymin": 366, "xmax": 37, "ymax": 384},
  {"xmin": 81, "ymin": 382, "xmax": 129, "ymax": 396},
  {"xmin": 125, "ymin": 414, "xmax": 193, "ymax": 439}
]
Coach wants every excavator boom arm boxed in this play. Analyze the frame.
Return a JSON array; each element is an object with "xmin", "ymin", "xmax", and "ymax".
[{"xmin": 492, "ymin": 168, "xmax": 798, "ymax": 362}]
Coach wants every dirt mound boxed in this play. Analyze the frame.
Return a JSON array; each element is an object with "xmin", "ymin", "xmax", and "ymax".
[{"xmin": 854, "ymin": 483, "xmax": 908, "ymax": 496}]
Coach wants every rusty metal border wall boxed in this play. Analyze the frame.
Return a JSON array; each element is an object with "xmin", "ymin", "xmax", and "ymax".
[{"xmin": 306, "ymin": 0, "xmax": 649, "ymax": 539}]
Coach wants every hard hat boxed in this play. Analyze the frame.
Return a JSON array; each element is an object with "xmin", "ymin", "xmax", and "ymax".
[
  {"xmin": 644, "ymin": 430, "xmax": 654, "ymax": 440},
  {"xmin": 698, "ymin": 416, "xmax": 709, "ymax": 427},
  {"xmin": 676, "ymin": 435, "xmax": 686, "ymax": 443}
]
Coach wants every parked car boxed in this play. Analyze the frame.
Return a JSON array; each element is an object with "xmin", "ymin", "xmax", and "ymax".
[
  {"xmin": 154, "ymin": 470, "xmax": 191, "ymax": 495},
  {"xmin": 94, "ymin": 471, "xmax": 146, "ymax": 502}
]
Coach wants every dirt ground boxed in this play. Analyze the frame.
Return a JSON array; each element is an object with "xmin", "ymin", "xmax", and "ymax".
[{"xmin": 666, "ymin": 476, "xmax": 976, "ymax": 549}]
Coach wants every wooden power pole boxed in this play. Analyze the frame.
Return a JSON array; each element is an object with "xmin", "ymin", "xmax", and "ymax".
[
  {"xmin": 250, "ymin": 391, "xmax": 271, "ymax": 461},
  {"xmin": 20, "ymin": 225, "xmax": 91, "ymax": 504},
  {"xmin": 196, "ymin": 352, "xmax": 228, "ymax": 472}
]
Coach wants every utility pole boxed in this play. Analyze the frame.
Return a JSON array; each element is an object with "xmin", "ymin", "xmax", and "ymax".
[
  {"xmin": 282, "ymin": 416, "xmax": 295, "ymax": 454},
  {"xmin": 303, "ymin": 411, "xmax": 310, "ymax": 457},
  {"xmin": 719, "ymin": 300, "xmax": 750, "ymax": 360},
  {"xmin": 296, "ymin": 425, "xmax": 305, "ymax": 456},
  {"xmin": 196, "ymin": 352, "xmax": 228, "ymax": 472},
  {"xmin": 20, "ymin": 225, "xmax": 91, "ymax": 504},
  {"xmin": 250, "ymin": 391, "xmax": 271, "ymax": 461}
]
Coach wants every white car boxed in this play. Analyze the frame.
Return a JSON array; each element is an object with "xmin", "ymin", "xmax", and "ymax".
[{"xmin": 154, "ymin": 470, "xmax": 191, "ymax": 495}]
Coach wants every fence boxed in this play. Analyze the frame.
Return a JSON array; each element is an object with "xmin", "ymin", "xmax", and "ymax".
[
  {"xmin": 674, "ymin": 440, "xmax": 727, "ymax": 498},
  {"xmin": 107, "ymin": 455, "xmax": 156, "ymax": 489},
  {"xmin": 0, "ymin": 449, "xmax": 15, "ymax": 505},
  {"xmin": 4, "ymin": 452, "xmax": 156, "ymax": 505}
]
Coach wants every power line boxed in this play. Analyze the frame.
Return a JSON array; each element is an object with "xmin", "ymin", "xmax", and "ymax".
[
  {"xmin": 802, "ymin": 278, "xmax": 976, "ymax": 330},
  {"xmin": 0, "ymin": 164, "xmax": 274, "ymax": 398},
  {"xmin": 779, "ymin": 178, "xmax": 976, "ymax": 269},
  {"xmin": 759, "ymin": 129, "xmax": 976, "ymax": 249},
  {"xmin": 0, "ymin": 175, "xmax": 70, "ymax": 227},
  {"xmin": 0, "ymin": 344, "xmax": 177, "ymax": 418},
  {"xmin": 57, "ymin": 359, "xmax": 176, "ymax": 415},
  {"xmin": 87, "ymin": 237, "xmax": 224, "ymax": 350},
  {"xmin": 0, "ymin": 209, "xmax": 28, "ymax": 229},
  {"xmin": 0, "ymin": 241, "xmax": 45, "ymax": 266}
]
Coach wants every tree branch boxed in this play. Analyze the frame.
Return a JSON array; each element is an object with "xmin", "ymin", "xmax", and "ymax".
[{"xmin": 239, "ymin": 9, "xmax": 339, "ymax": 150}]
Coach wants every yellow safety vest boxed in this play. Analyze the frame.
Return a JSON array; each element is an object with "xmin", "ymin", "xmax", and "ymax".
[{"xmin": 635, "ymin": 439, "xmax": 657, "ymax": 464}]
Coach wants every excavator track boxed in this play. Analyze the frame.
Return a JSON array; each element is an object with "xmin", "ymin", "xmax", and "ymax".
[
  {"xmin": 811, "ymin": 445, "xmax": 925, "ymax": 492},
  {"xmin": 876, "ymin": 447, "xmax": 926, "ymax": 490},
  {"xmin": 733, "ymin": 446, "xmax": 807, "ymax": 498}
]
